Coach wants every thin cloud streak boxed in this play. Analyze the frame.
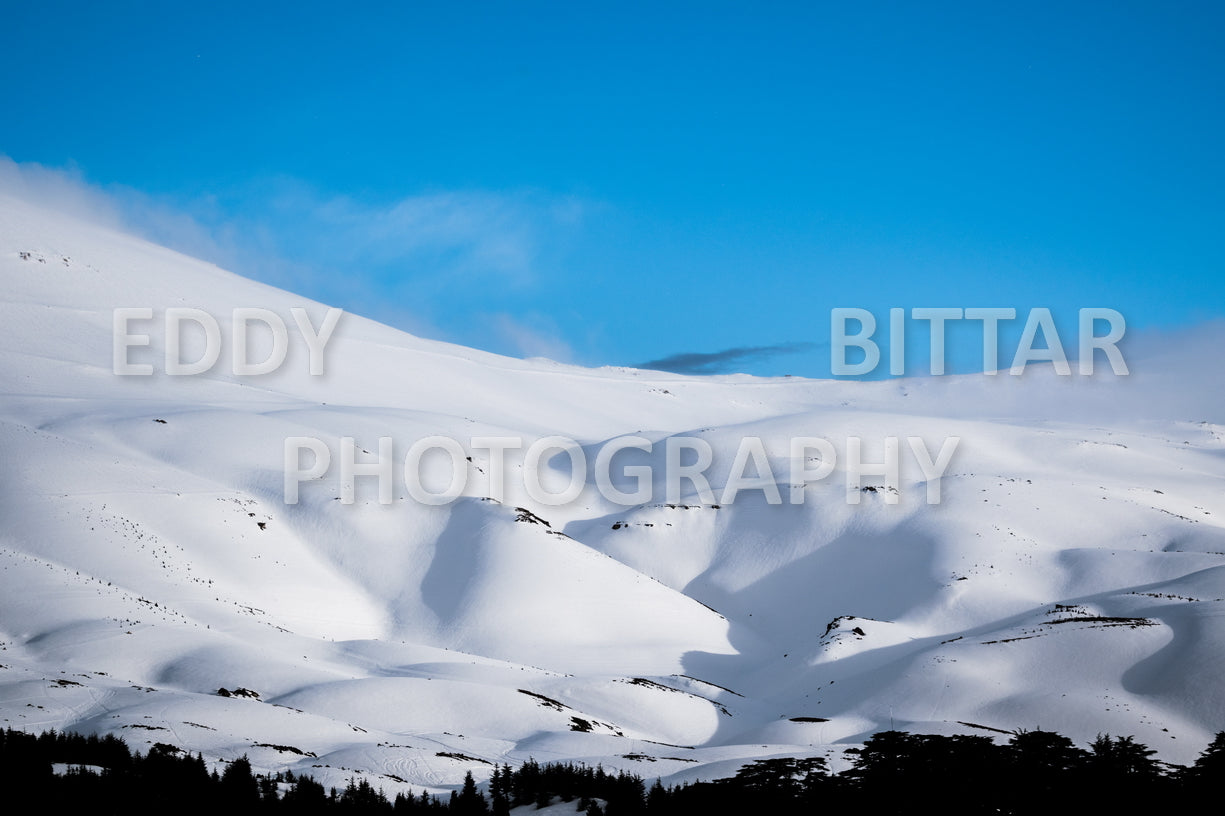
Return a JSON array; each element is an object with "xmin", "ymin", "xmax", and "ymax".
[{"xmin": 636, "ymin": 342, "xmax": 823, "ymax": 375}]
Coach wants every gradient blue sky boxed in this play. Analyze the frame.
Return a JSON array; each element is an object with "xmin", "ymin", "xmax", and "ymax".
[{"xmin": 3, "ymin": 2, "xmax": 1222, "ymax": 376}]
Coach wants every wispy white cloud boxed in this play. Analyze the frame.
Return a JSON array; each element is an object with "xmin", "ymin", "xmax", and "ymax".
[
  {"xmin": 245, "ymin": 178, "xmax": 572, "ymax": 289},
  {"xmin": 0, "ymin": 156, "xmax": 126, "ymax": 228},
  {"xmin": 0, "ymin": 155, "xmax": 589, "ymax": 353},
  {"xmin": 489, "ymin": 312, "xmax": 575, "ymax": 363}
]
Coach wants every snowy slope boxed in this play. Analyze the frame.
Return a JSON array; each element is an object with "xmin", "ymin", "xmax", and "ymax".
[{"xmin": 1, "ymin": 192, "xmax": 1223, "ymax": 796}]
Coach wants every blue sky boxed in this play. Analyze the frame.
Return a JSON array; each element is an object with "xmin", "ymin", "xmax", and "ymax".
[{"xmin": 2, "ymin": 2, "xmax": 1222, "ymax": 376}]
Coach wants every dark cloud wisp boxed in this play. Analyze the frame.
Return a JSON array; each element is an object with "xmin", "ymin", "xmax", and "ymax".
[{"xmin": 636, "ymin": 342, "xmax": 821, "ymax": 375}]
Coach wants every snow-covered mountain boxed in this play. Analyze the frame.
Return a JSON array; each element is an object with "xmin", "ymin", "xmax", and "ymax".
[{"xmin": 1, "ymin": 192, "xmax": 1223, "ymax": 795}]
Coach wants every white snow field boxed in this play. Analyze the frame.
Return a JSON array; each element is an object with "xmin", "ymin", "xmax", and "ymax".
[{"xmin": 1, "ymin": 192, "xmax": 1223, "ymax": 796}]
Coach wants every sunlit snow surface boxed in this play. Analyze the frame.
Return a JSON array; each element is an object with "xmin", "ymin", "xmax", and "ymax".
[{"xmin": 1, "ymin": 193, "xmax": 1223, "ymax": 795}]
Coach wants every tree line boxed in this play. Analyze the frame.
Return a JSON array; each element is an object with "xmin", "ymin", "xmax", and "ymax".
[{"xmin": 3, "ymin": 725, "xmax": 1223, "ymax": 814}]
